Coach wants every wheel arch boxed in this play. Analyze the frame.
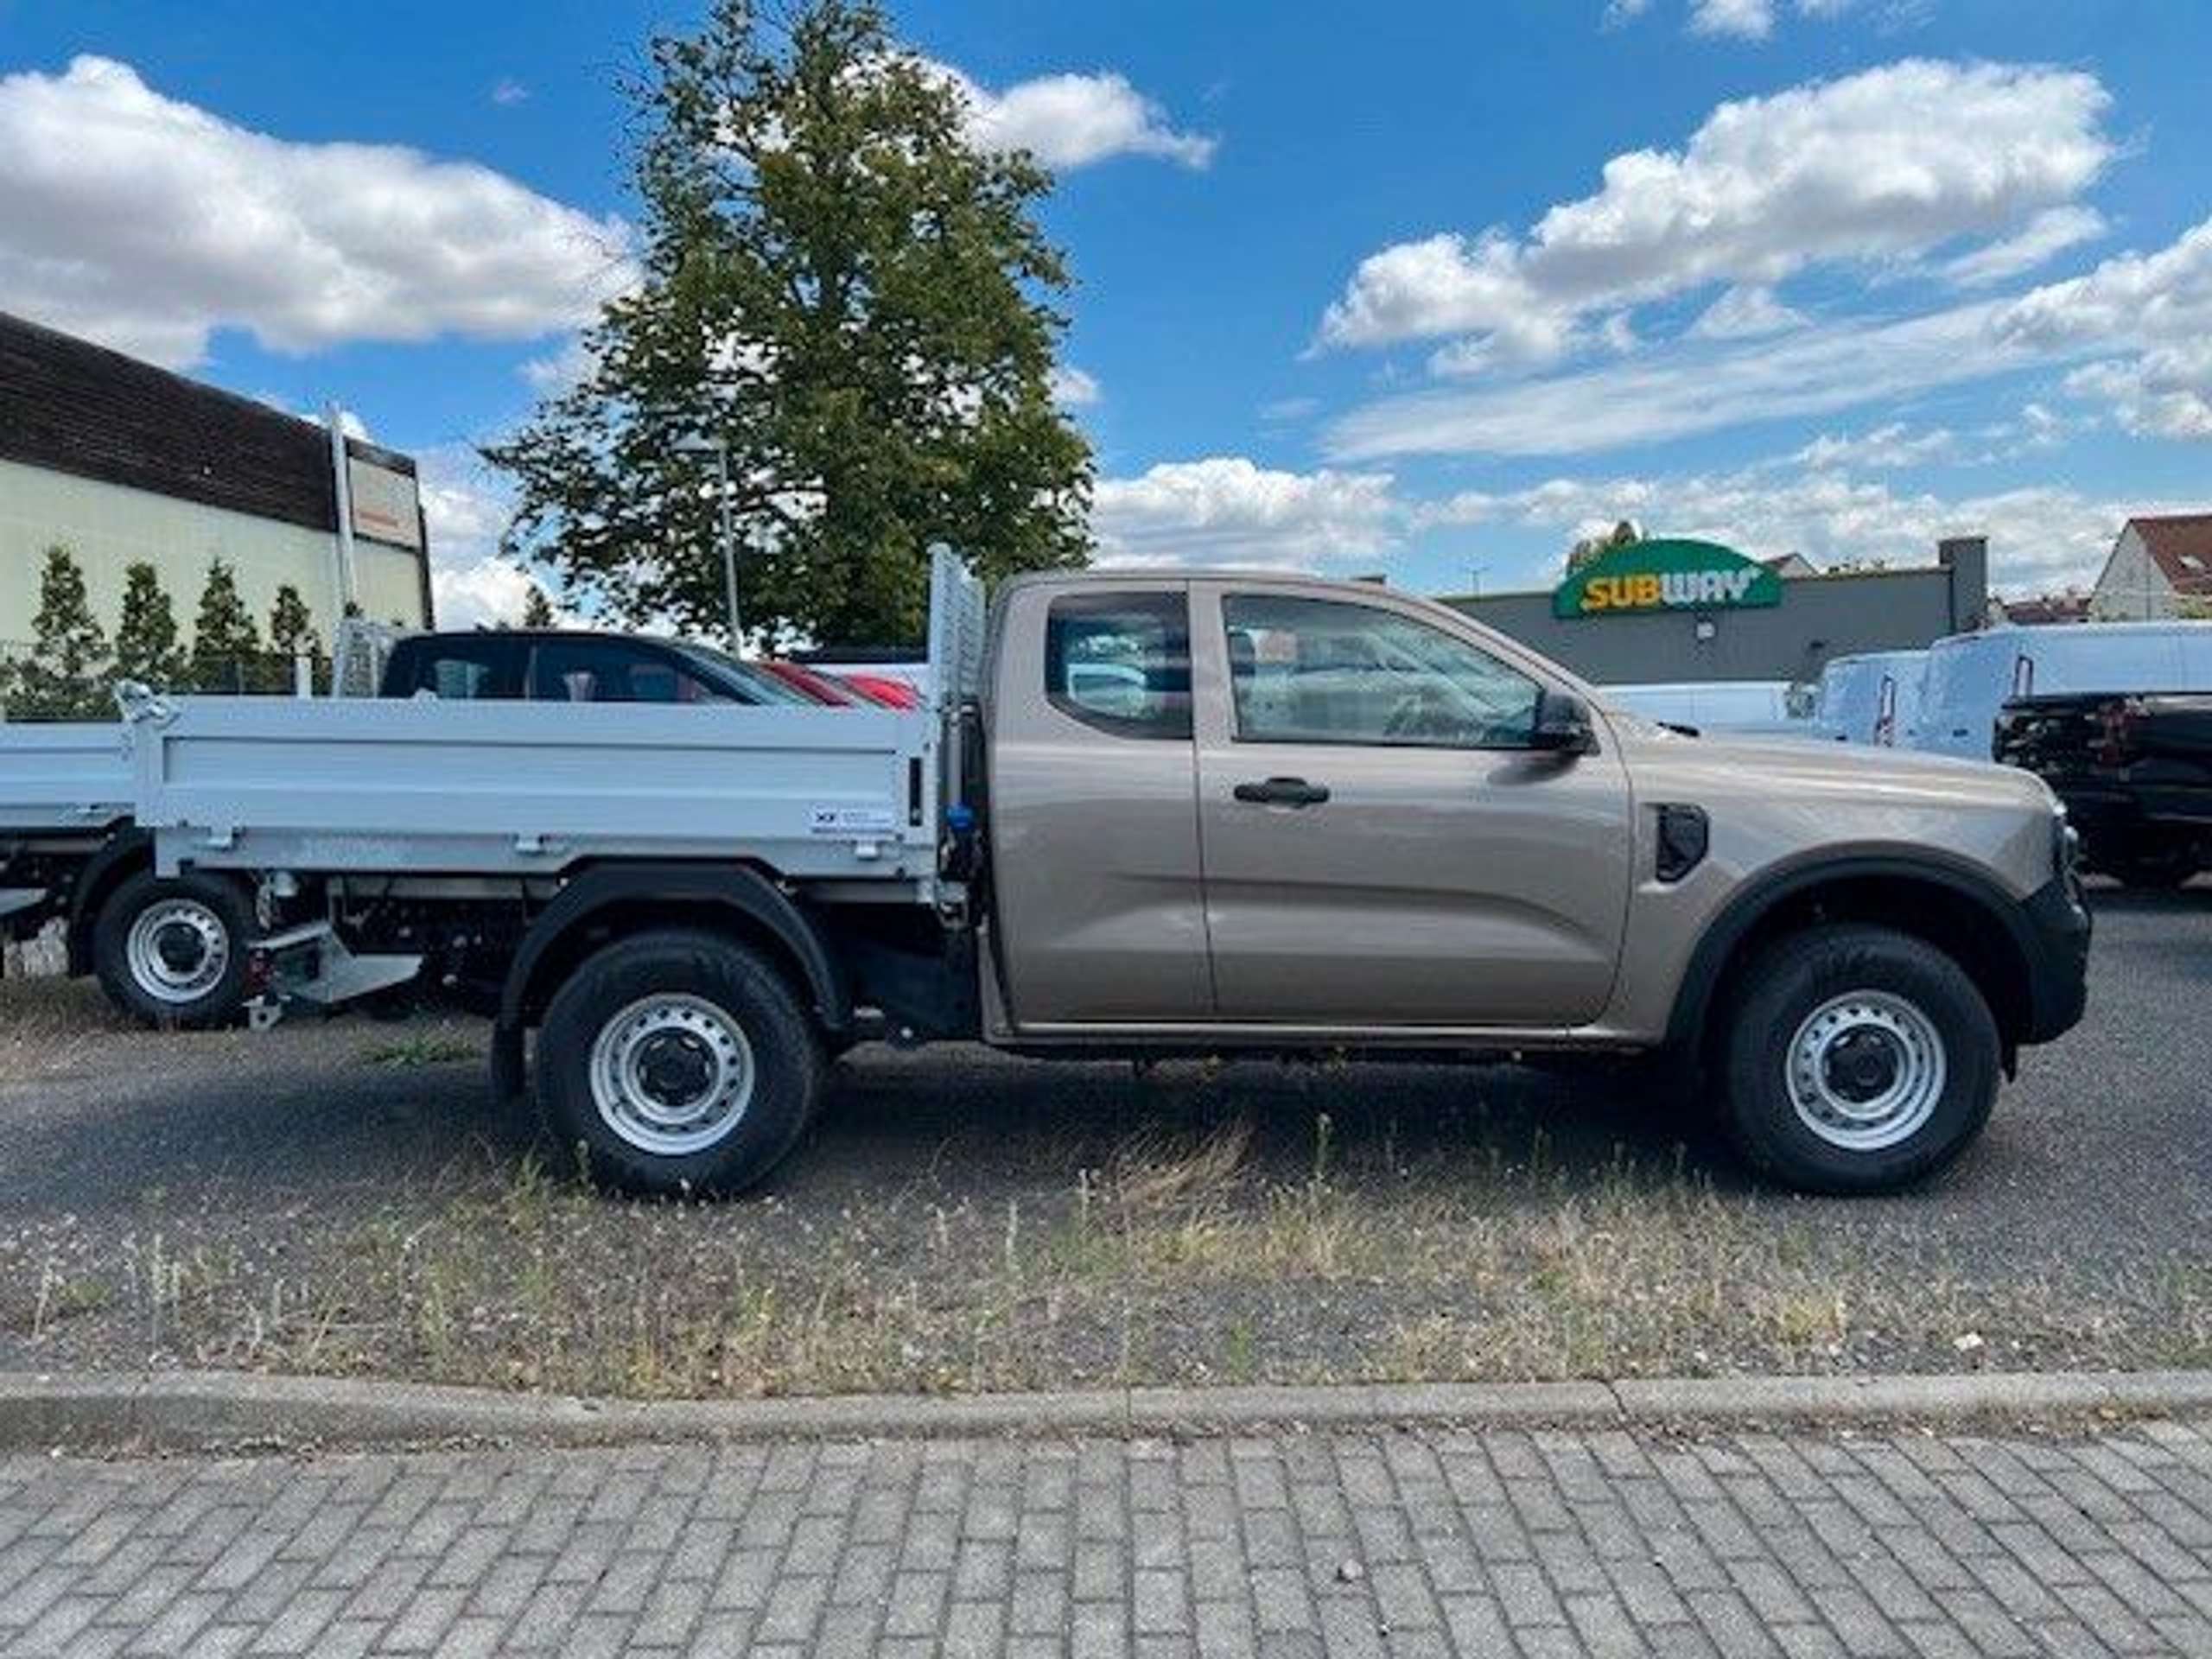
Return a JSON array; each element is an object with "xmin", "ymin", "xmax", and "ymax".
[
  {"xmin": 66, "ymin": 829, "xmax": 155, "ymax": 976},
  {"xmin": 1665, "ymin": 855, "xmax": 2039, "ymax": 1065},
  {"xmin": 497, "ymin": 863, "xmax": 852, "ymax": 1047}
]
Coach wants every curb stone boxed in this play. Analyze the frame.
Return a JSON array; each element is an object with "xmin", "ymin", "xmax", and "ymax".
[{"xmin": 0, "ymin": 1368, "xmax": 2204, "ymax": 1454}]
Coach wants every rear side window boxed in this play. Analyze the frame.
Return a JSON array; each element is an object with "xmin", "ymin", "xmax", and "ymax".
[
  {"xmin": 398, "ymin": 639, "xmax": 511, "ymax": 700},
  {"xmin": 1044, "ymin": 592, "xmax": 1191, "ymax": 740}
]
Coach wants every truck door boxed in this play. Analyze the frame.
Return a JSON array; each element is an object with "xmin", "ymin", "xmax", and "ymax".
[
  {"xmin": 1192, "ymin": 585, "xmax": 1632, "ymax": 1028},
  {"xmin": 987, "ymin": 585, "xmax": 1212, "ymax": 1024}
]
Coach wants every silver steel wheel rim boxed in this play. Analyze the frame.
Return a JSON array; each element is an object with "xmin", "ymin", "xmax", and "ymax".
[
  {"xmin": 1784, "ymin": 990, "xmax": 1947, "ymax": 1153},
  {"xmin": 587, "ymin": 993, "xmax": 755, "ymax": 1156},
  {"xmin": 124, "ymin": 899, "xmax": 230, "ymax": 1004}
]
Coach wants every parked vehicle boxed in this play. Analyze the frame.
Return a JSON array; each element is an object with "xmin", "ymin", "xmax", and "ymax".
[
  {"xmin": 1598, "ymin": 680, "xmax": 1821, "ymax": 740},
  {"xmin": 1916, "ymin": 621, "xmax": 2212, "ymax": 760},
  {"xmin": 9, "ymin": 556, "xmax": 2088, "ymax": 1197},
  {"xmin": 1995, "ymin": 691, "xmax": 2212, "ymax": 886},
  {"xmin": 0, "ymin": 720, "xmax": 247, "ymax": 1026},
  {"xmin": 831, "ymin": 670, "xmax": 922, "ymax": 709},
  {"xmin": 0, "ymin": 628, "xmax": 826, "ymax": 1027},
  {"xmin": 381, "ymin": 630, "xmax": 817, "ymax": 708},
  {"xmin": 1815, "ymin": 651, "xmax": 1926, "ymax": 747},
  {"xmin": 756, "ymin": 661, "xmax": 862, "ymax": 705}
]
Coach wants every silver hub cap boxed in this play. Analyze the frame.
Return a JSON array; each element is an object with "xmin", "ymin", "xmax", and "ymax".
[
  {"xmin": 1785, "ymin": 990, "xmax": 1947, "ymax": 1152},
  {"xmin": 588, "ymin": 994, "xmax": 755, "ymax": 1156},
  {"xmin": 124, "ymin": 899, "xmax": 230, "ymax": 1004}
]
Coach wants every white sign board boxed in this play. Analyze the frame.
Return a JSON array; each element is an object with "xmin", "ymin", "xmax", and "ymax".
[{"xmin": 346, "ymin": 454, "xmax": 423, "ymax": 550}]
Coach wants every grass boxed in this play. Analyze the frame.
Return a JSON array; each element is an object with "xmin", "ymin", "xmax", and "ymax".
[
  {"xmin": 355, "ymin": 1027, "xmax": 482, "ymax": 1069},
  {"xmin": 35, "ymin": 1100, "xmax": 2193, "ymax": 1402}
]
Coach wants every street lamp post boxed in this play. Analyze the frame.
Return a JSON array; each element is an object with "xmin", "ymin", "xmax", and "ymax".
[{"xmin": 673, "ymin": 435, "xmax": 741, "ymax": 648}]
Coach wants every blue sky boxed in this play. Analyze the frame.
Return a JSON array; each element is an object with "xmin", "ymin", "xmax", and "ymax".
[{"xmin": 3, "ymin": 0, "xmax": 2209, "ymax": 623}]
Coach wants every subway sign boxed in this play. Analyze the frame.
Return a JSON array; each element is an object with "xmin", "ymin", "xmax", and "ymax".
[{"xmin": 1554, "ymin": 537, "xmax": 1783, "ymax": 620}]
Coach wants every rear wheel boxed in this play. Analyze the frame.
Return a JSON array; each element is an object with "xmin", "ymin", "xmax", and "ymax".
[
  {"xmin": 1719, "ymin": 925, "xmax": 1999, "ymax": 1194},
  {"xmin": 535, "ymin": 929, "xmax": 822, "ymax": 1197},
  {"xmin": 91, "ymin": 870, "xmax": 251, "ymax": 1028}
]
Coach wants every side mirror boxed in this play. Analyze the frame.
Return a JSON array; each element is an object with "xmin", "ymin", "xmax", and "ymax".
[{"xmin": 1529, "ymin": 689, "xmax": 1597, "ymax": 755}]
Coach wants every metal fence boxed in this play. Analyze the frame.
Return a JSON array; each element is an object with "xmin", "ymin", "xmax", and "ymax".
[{"xmin": 0, "ymin": 641, "xmax": 327, "ymax": 720}]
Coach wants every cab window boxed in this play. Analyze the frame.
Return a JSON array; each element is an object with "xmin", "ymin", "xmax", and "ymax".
[
  {"xmin": 1223, "ymin": 594, "xmax": 1541, "ymax": 749},
  {"xmin": 1044, "ymin": 592, "xmax": 1191, "ymax": 740}
]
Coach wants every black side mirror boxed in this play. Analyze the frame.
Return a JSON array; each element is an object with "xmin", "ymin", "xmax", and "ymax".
[{"xmin": 1529, "ymin": 689, "xmax": 1597, "ymax": 754}]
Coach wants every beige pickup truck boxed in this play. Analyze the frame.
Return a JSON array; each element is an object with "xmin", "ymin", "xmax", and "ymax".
[{"xmin": 73, "ymin": 563, "xmax": 2091, "ymax": 1198}]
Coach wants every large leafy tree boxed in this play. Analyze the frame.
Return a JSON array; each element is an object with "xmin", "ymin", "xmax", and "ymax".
[
  {"xmin": 112, "ymin": 561, "xmax": 186, "ymax": 690},
  {"xmin": 484, "ymin": 0, "xmax": 1091, "ymax": 649},
  {"xmin": 10, "ymin": 546, "xmax": 111, "ymax": 720},
  {"xmin": 189, "ymin": 560, "xmax": 263, "ymax": 694}
]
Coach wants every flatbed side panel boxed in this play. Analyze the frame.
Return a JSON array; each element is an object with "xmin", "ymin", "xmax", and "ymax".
[
  {"xmin": 135, "ymin": 699, "xmax": 939, "ymax": 881},
  {"xmin": 0, "ymin": 721, "xmax": 133, "ymax": 832}
]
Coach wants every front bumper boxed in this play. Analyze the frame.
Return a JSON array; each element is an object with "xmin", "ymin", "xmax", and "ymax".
[{"xmin": 2018, "ymin": 873, "xmax": 2091, "ymax": 1044}]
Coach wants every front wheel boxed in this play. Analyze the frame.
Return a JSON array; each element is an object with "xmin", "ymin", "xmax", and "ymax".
[
  {"xmin": 535, "ymin": 929, "xmax": 823, "ymax": 1197},
  {"xmin": 91, "ymin": 870, "xmax": 252, "ymax": 1028},
  {"xmin": 1719, "ymin": 925, "xmax": 1999, "ymax": 1194}
]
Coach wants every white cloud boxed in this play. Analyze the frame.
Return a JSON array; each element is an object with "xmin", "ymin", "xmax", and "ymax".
[
  {"xmin": 414, "ymin": 447, "xmax": 562, "ymax": 630},
  {"xmin": 1314, "ymin": 60, "xmax": 2111, "ymax": 365},
  {"xmin": 1049, "ymin": 364, "xmax": 1102, "ymax": 408},
  {"xmin": 1996, "ymin": 215, "xmax": 2212, "ymax": 441},
  {"xmin": 1690, "ymin": 283, "xmax": 1807, "ymax": 339},
  {"xmin": 519, "ymin": 335, "xmax": 597, "ymax": 393},
  {"xmin": 924, "ymin": 60, "xmax": 1215, "ymax": 170},
  {"xmin": 1689, "ymin": 0, "xmax": 1776, "ymax": 40},
  {"xmin": 1325, "ymin": 299, "xmax": 2045, "ymax": 458},
  {"xmin": 490, "ymin": 78, "xmax": 530, "ymax": 107},
  {"xmin": 1942, "ymin": 204, "xmax": 2105, "ymax": 288},
  {"xmin": 1093, "ymin": 457, "xmax": 1401, "ymax": 568},
  {"xmin": 0, "ymin": 55, "xmax": 636, "ymax": 369},
  {"xmin": 1429, "ymin": 463, "xmax": 2160, "ymax": 594},
  {"xmin": 1791, "ymin": 421, "xmax": 1955, "ymax": 468},
  {"xmin": 1332, "ymin": 212, "xmax": 2212, "ymax": 462}
]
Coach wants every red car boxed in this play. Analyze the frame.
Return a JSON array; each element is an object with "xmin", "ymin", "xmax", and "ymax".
[
  {"xmin": 832, "ymin": 671, "xmax": 921, "ymax": 709},
  {"xmin": 756, "ymin": 661, "xmax": 861, "ymax": 705}
]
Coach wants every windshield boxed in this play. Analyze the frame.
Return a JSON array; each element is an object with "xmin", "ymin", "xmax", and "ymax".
[{"xmin": 673, "ymin": 643, "xmax": 817, "ymax": 705}]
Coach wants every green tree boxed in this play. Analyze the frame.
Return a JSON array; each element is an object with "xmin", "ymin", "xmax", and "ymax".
[
  {"xmin": 520, "ymin": 585, "xmax": 557, "ymax": 629},
  {"xmin": 265, "ymin": 582, "xmax": 323, "ymax": 691},
  {"xmin": 111, "ymin": 561, "xmax": 185, "ymax": 690},
  {"xmin": 189, "ymin": 560, "xmax": 263, "ymax": 694},
  {"xmin": 1566, "ymin": 519, "xmax": 1643, "ymax": 574},
  {"xmin": 483, "ymin": 0, "xmax": 1091, "ymax": 649},
  {"xmin": 9, "ymin": 546, "xmax": 111, "ymax": 719}
]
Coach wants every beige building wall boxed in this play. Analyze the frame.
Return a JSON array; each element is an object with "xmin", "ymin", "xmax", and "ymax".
[{"xmin": 0, "ymin": 457, "xmax": 429, "ymax": 648}]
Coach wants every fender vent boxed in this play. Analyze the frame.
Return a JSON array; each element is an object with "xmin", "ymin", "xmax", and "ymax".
[{"xmin": 1656, "ymin": 804, "xmax": 1709, "ymax": 884}]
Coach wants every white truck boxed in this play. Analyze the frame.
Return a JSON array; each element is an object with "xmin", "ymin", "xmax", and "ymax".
[{"xmin": 2, "ymin": 554, "xmax": 2090, "ymax": 1198}]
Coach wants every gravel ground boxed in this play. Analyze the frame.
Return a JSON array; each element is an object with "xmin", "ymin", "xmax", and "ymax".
[{"xmin": 0, "ymin": 884, "xmax": 2205, "ymax": 1397}]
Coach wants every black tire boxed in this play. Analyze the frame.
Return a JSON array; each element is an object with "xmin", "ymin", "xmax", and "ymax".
[
  {"xmin": 1719, "ymin": 924, "xmax": 1999, "ymax": 1195},
  {"xmin": 535, "ymin": 929, "xmax": 823, "ymax": 1198},
  {"xmin": 91, "ymin": 869, "xmax": 252, "ymax": 1029}
]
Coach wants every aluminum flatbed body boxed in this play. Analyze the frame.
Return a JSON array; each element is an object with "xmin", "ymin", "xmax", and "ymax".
[{"xmin": 0, "ymin": 721, "xmax": 134, "ymax": 834}]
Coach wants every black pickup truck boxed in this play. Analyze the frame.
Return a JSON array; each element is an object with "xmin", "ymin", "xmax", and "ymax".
[{"xmin": 1995, "ymin": 692, "xmax": 2212, "ymax": 887}]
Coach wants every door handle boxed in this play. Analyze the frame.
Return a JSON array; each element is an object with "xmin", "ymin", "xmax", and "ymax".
[{"xmin": 1233, "ymin": 776, "xmax": 1331, "ymax": 808}]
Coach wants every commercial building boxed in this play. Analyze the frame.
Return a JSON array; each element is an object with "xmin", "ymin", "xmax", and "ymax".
[
  {"xmin": 1445, "ymin": 535, "xmax": 1989, "ymax": 686},
  {"xmin": 2088, "ymin": 514, "xmax": 2212, "ymax": 620},
  {"xmin": 0, "ymin": 310, "xmax": 431, "ymax": 650}
]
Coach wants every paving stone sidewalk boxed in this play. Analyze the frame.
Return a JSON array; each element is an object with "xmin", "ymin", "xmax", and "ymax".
[{"xmin": 3, "ymin": 1416, "xmax": 2212, "ymax": 1658}]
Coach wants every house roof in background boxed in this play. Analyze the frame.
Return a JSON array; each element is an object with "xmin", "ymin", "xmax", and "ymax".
[{"xmin": 2127, "ymin": 514, "xmax": 2212, "ymax": 594}]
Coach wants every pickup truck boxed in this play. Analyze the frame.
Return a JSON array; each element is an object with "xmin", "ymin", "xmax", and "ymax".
[
  {"xmin": 1994, "ymin": 691, "xmax": 2212, "ymax": 887},
  {"xmin": 1, "ymin": 626, "xmax": 824, "ymax": 1025},
  {"xmin": 10, "ymin": 556, "xmax": 2089, "ymax": 1195}
]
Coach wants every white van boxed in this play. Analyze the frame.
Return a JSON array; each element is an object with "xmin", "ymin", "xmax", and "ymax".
[
  {"xmin": 1915, "ymin": 621, "xmax": 2212, "ymax": 760},
  {"xmin": 1815, "ymin": 651, "xmax": 1926, "ymax": 747},
  {"xmin": 1599, "ymin": 680, "xmax": 1821, "ymax": 739}
]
